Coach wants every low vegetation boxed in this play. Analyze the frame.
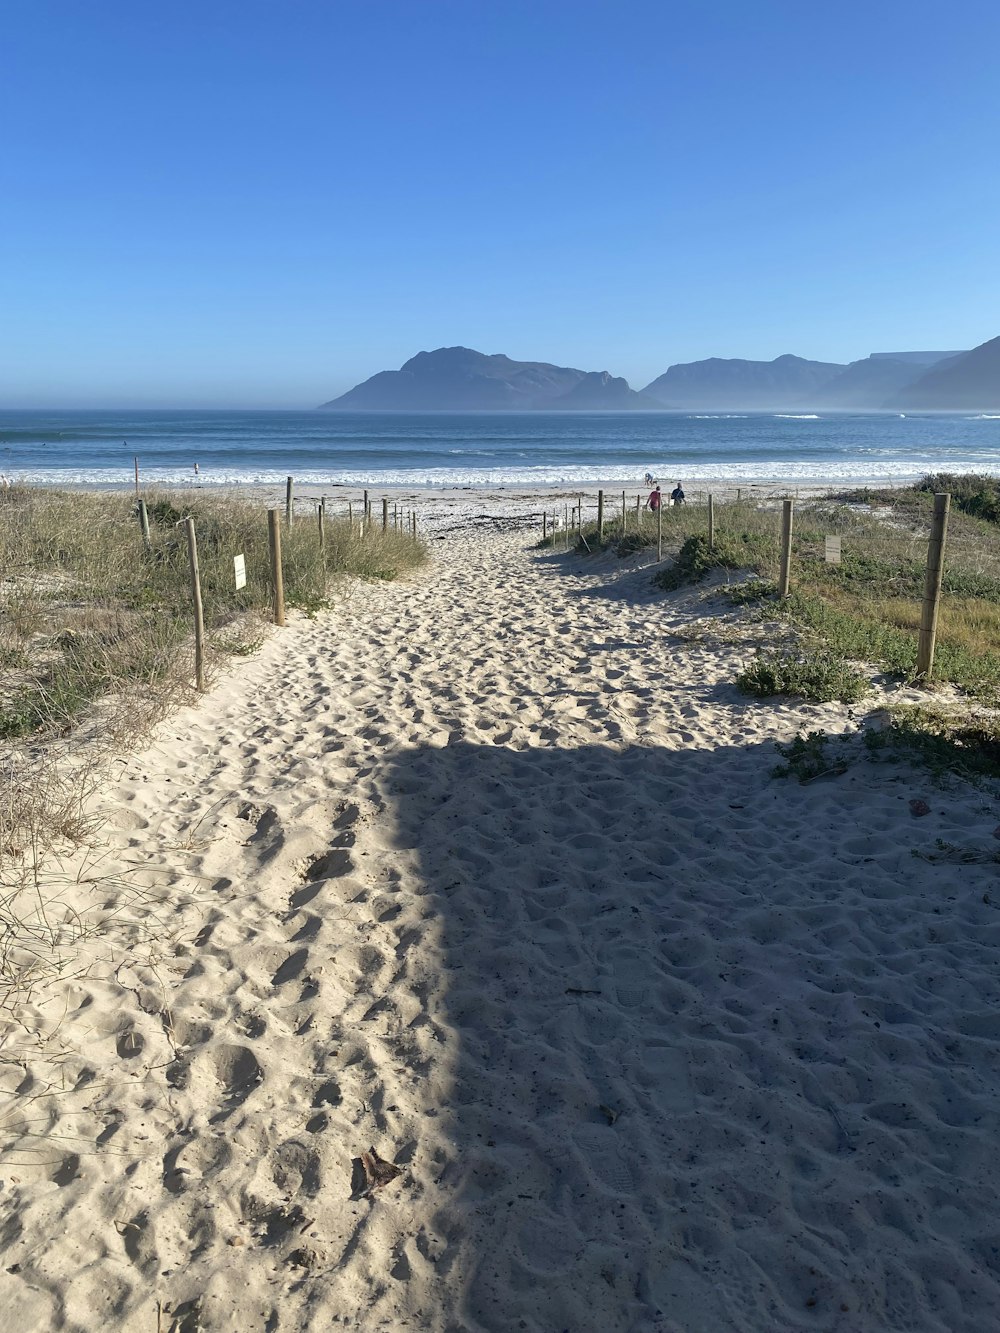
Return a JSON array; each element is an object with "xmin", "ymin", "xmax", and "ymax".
[
  {"xmin": 632, "ymin": 478, "xmax": 1000, "ymax": 704},
  {"xmin": 543, "ymin": 477, "xmax": 1000, "ymax": 779},
  {"xmin": 0, "ymin": 486, "xmax": 426, "ymax": 859},
  {"xmin": 736, "ymin": 649, "xmax": 871, "ymax": 704},
  {"xmin": 772, "ymin": 707, "xmax": 1000, "ymax": 791},
  {"xmin": 538, "ymin": 494, "xmax": 777, "ymax": 563}
]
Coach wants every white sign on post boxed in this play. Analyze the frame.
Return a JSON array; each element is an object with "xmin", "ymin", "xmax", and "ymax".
[
  {"xmin": 825, "ymin": 535, "xmax": 842, "ymax": 565},
  {"xmin": 234, "ymin": 553, "xmax": 247, "ymax": 589}
]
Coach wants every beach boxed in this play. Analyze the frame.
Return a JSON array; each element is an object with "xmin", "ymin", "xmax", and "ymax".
[{"xmin": 2, "ymin": 490, "xmax": 1000, "ymax": 1332}]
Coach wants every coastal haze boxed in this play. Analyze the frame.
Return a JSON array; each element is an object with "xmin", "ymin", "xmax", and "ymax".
[
  {"xmin": 6, "ymin": 335, "xmax": 998, "ymax": 490},
  {"xmin": 320, "ymin": 337, "xmax": 1000, "ymax": 414}
]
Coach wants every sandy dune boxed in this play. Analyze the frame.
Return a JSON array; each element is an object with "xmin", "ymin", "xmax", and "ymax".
[{"xmin": 2, "ymin": 508, "xmax": 1000, "ymax": 1332}]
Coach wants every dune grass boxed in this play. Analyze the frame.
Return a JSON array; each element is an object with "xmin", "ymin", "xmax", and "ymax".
[
  {"xmin": 622, "ymin": 482, "xmax": 1000, "ymax": 704},
  {"xmin": 0, "ymin": 486, "xmax": 426, "ymax": 859}
]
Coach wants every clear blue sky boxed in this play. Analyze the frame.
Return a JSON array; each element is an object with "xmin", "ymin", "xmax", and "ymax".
[{"xmin": 2, "ymin": 0, "xmax": 998, "ymax": 406}]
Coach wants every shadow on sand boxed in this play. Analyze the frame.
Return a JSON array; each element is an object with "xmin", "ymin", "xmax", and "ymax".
[{"xmin": 370, "ymin": 735, "xmax": 998, "ymax": 1332}]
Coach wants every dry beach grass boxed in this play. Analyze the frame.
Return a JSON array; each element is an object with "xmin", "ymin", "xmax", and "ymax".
[
  {"xmin": 0, "ymin": 486, "xmax": 426, "ymax": 1068},
  {"xmin": 1, "ymin": 486, "xmax": 999, "ymax": 1331}
]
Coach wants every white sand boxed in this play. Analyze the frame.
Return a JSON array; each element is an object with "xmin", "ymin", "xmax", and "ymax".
[{"xmin": 3, "ymin": 498, "xmax": 1000, "ymax": 1332}]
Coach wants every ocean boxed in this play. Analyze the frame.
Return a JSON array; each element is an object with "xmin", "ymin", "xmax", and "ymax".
[{"xmin": 1, "ymin": 409, "xmax": 998, "ymax": 489}]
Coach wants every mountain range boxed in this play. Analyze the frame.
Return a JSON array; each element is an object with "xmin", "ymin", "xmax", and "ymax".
[{"xmin": 319, "ymin": 336, "xmax": 1000, "ymax": 412}]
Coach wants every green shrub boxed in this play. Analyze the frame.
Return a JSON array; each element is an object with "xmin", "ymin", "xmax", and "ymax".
[
  {"xmin": 737, "ymin": 649, "xmax": 871, "ymax": 703},
  {"xmin": 772, "ymin": 729, "xmax": 853, "ymax": 781},
  {"xmin": 721, "ymin": 578, "xmax": 777, "ymax": 606},
  {"xmin": 864, "ymin": 706, "xmax": 1000, "ymax": 782},
  {"xmin": 655, "ymin": 530, "xmax": 776, "ymax": 591}
]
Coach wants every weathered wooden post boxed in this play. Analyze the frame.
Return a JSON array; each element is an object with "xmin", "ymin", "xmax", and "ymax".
[
  {"xmin": 317, "ymin": 500, "xmax": 326, "ymax": 551},
  {"xmin": 133, "ymin": 456, "xmax": 140, "ymax": 499},
  {"xmin": 916, "ymin": 493, "xmax": 950, "ymax": 679},
  {"xmin": 564, "ymin": 504, "xmax": 569, "ymax": 551},
  {"xmin": 267, "ymin": 508, "xmax": 285, "ymax": 626},
  {"xmin": 411, "ymin": 511, "xmax": 417, "ymax": 539},
  {"xmin": 657, "ymin": 502, "xmax": 663, "ymax": 561},
  {"xmin": 778, "ymin": 498, "xmax": 794, "ymax": 598},
  {"xmin": 138, "ymin": 498, "xmax": 151, "ymax": 548},
  {"xmin": 597, "ymin": 490, "xmax": 604, "ymax": 542},
  {"xmin": 183, "ymin": 517, "xmax": 206, "ymax": 692},
  {"xmin": 285, "ymin": 476, "xmax": 294, "ymax": 528},
  {"xmin": 622, "ymin": 490, "xmax": 627, "ymax": 533},
  {"xmin": 543, "ymin": 513, "xmax": 547, "ymax": 542},
  {"xmin": 708, "ymin": 493, "xmax": 715, "ymax": 550},
  {"xmin": 382, "ymin": 497, "xmax": 388, "ymax": 531},
  {"xmin": 636, "ymin": 494, "xmax": 642, "ymax": 529}
]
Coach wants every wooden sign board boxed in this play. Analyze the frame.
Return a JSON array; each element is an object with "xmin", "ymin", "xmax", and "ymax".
[
  {"xmin": 825, "ymin": 535, "xmax": 842, "ymax": 565},
  {"xmin": 234, "ymin": 553, "xmax": 247, "ymax": 589}
]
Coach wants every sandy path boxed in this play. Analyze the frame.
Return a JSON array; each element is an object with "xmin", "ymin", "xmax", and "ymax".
[{"xmin": 2, "ymin": 524, "xmax": 1000, "ymax": 1332}]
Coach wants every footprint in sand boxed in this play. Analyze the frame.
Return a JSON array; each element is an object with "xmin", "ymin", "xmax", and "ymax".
[
  {"xmin": 516, "ymin": 1213, "xmax": 581, "ymax": 1274},
  {"xmin": 271, "ymin": 947, "xmax": 310, "ymax": 987},
  {"xmin": 644, "ymin": 1255, "xmax": 731, "ymax": 1329},
  {"xmin": 574, "ymin": 1124, "xmax": 638, "ymax": 1195},
  {"xmin": 639, "ymin": 1044, "xmax": 696, "ymax": 1112}
]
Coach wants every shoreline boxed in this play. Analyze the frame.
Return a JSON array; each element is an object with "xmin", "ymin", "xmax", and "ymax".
[
  {"xmin": 0, "ymin": 473, "xmax": 906, "ymax": 516},
  {"xmin": 0, "ymin": 470, "xmax": 942, "ymax": 496}
]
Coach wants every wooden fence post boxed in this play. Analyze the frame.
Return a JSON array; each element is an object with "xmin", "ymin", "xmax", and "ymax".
[
  {"xmin": 708, "ymin": 493, "xmax": 715, "ymax": 550},
  {"xmin": 778, "ymin": 498, "xmax": 794, "ymax": 598},
  {"xmin": 183, "ymin": 517, "xmax": 206, "ymax": 692},
  {"xmin": 411, "ymin": 511, "xmax": 417, "ymax": 538},
  {"xmin": 317, "ymin": 500, "xmax": 326, "ymax": 551},
  {"xmin": 636, "ymin": 494, "xmax": 642, "ymax": 528},
  {"xmin": 381, "ymin": 497, "xmax": 388, "ymax": 531},
  {"xmin": 597, "ymin": 490, "xmax": 604, "ymax": 542},
  {"xmin": 657, "ymin": 502, "xmax": 663, "ymax": 561},
  {"xmin": 285, "ymin": 476, "xmax": 294, "ymax": 528},
  {"xmin": 348, "ymin": 500, "xmax": 353, "ymax": 527},
  {"xmin": 268, "ymin": 508, "xmax": 285, "ymax": 626},
  {"xmin": 622, "ymin": 490, "xmax": 627, "ymax": 533},
  {"xmin": 134, "ymin": 456, "xmax": 140, "ymax": 498},
  {"xmin": 564, "ymin": 504, "xmax": 569, "ymax": 550},
  {"xmin": 138, "ymin": 498, "xmax": 151, "ymax": 548},
  {"xmin": 543, "ymin": 513, "xmax": 547, "ymax": 542},
  {"xmin": 363, "ymin": 489, "xmax": 369, "ymax": 522},
  {"xmin": 916, "ymin": 493, "xmax": 950, "ymax": 679}
]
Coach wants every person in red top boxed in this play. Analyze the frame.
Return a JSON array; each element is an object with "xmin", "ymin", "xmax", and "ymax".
[{"xmin": 646, "ymin": 484, "xmax": 662, "ymax": 511}]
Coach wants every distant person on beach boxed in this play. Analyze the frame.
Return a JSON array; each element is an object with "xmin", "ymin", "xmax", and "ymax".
[
  {"xmin": 645, "ymin": 484, "xmax": 662, "ymax": 512},
  {"xmin": 193, "ymin": 462, "xmax": 200, "ymax": 478},
  {"xmin": 670, "ymin": 482, "xmax": 685, "ymax": 506},
  {"xmin": 643, "ymin": 471, "xmax": 656, "ymax": 487}
]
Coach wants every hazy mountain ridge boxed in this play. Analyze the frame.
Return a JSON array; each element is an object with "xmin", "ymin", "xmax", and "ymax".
[
  {"xmin": 641, "ymin": 354, "xmax": 845, "ymax": 409},
  {"xmin": 538, "ymin": 371, "xmax": 663, "ymax": 410},
  {"xmin": 811, "ymin": 354, "xmax": 960, "ymax": 408},
  {"xmin": 323, "ymin": 347, "xmax": 600, "ymax": 410},
  {"xmin": 320, "ymin": 340, "xmax": 994, "ymax": 411},
  {"xmin": 893, "ymin": 336, "xmax": 1000, "ymax": 410}
]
